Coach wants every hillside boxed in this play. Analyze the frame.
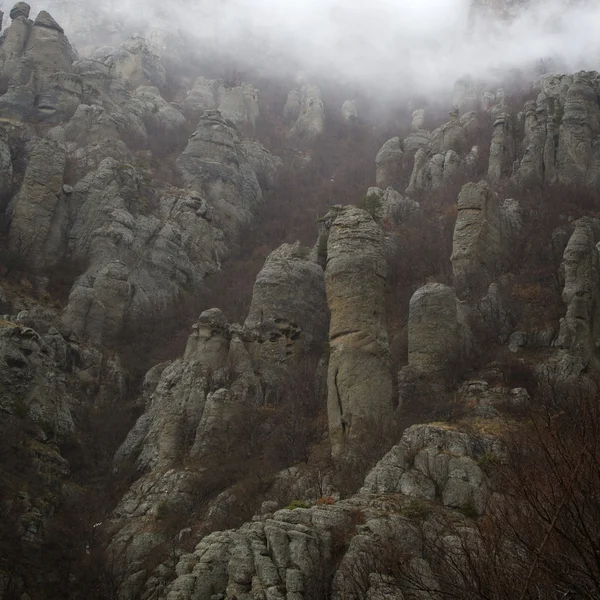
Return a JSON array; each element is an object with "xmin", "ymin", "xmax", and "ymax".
[{"xmin": 0, "ymin": 1, "xmax": 599, "ymax": 599}]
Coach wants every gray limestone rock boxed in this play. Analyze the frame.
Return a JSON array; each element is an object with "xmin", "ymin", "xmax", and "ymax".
[
  {"xmin": 181, "ymin": 76, "xmax": 218, "ymax": 123},
  {"xmin": 451, "ymin": 182, "xmax": 522, "ymax": 294},
  {"xmin": 245, "ymin": 242, "xmax": 328, "ymax": 352},
  {"xmin": 61, "ymin": 260, "xmax": 131, "ymax": 346},
  {"xmin": 375, "ymin": 137, "xmax": 403, "ymax": 190},
  {"xmin": 10, "ymin": 2, "xmax": 31, "ymax": 20},
  {"xmin": 283, "ymin": 88, "xmax": 301, "ymax": 122},
  {"xmin": 0, "ymin": 133, "xmax": 14, "ymax": 206},
  {"xmin": 514, "ymin": 72, "xmax": 600, "ymax": 188},
  {"xmin": 451, "ymin": 181, "xmax": 503, "ymax": 292},
  {"xmin": 341, "ymin": 100, "xmax": 358, "ymax": 123},
  {"xmin": 0, "ymin": 321, "xmax": 74, "ymax": 440},
  {"xmin": 127, "ymin": 85, "xmax": 188, "ymax": 149},
  {"xmin": 405, "ymin": 111, "xmax": 479, "ymax": 195},
  {"xmin": 216, "ymin": 82, "xmax": 260, "ymax": 133},
  {"xmin": 488, "ymin": 113, "xmax": 515, "ymax": 181},
  {"xmin": 176, "ymin": 110, "xmax": 262, "ymax": 232},
  {"xmin": 101, "ymin": 37, "xmax": 166, "ymax": 90},
  {"xmin": 324, "ymin": 206, "xmax": 393, "ymax": 456},
  {"xmin": 404, "ymin": 283, "xmax": 472, "ymax": 379},
  {"xmin": 555, "ymin": 218, "xmax": 600, "ymax": 363},
  {"xmin": 8, "ymin": 127, "xmax": 67, "ymax": 271},
  {"xmin": 241, "ymin": 139, "xmax": 283, "ymax": 189},
  {"xmin": 287, "ymin": 84, "xmax": 325, "ymax": 147}
]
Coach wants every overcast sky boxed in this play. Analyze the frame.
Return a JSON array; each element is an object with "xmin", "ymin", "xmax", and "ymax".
[{"xmin": 24, "ymin": 0, "xmax": 600, "ymax": 97}]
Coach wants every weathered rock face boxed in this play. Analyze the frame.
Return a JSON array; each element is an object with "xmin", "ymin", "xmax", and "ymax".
[
  {"xmin": 403, "ymin": 283, "xmax": 473, "ymax": 380},
  {"xmin": 176, "ymin": 110, "xmax": 263, "ymax": 231},
  {"xmin": 375, "ymin": 137, "xmax": 403, "ymax": 190},
  {"xmin": 241, "ymin": 139, "xmax": 283, "ymax": 189},
  {"xmin": 451, "ymin": 181, "xmax": 522, "ymax": 293},
  {"xmin": 114, "ymin": 308, "xmax": 233, "ymax": 472},
  {"xmin": 217, "ymin": 83, "xmax": 260, "ymax": 133},
  {"xmin": 98, "ymin": 37, "xmax": 167, "ymax": 90},
  {"xmin": 488, "ymin": 112, "xmax": 515, "ymax": 180},
  {"xmin": 405, "ymin": 111, "xmax": 479, "ymax": 195},
  {"xmin": 362, "ymin": 424, "xmax": 497, "ymax": 514},
  {"xmin": 182, "ymin": 78, "xmax": 260, "ymax": 133},
  {"xmin": 0, "ymin": 321, "xmax": 75, "ymax": 441},
  {"xmin": 158, "ymin": 422, "xmax": 497, "ymax": 599},
  {"xmin": 514, "ymin": 72, "xmax": 600, "ymax": 187},
  {"xmin": 341, "ymin": 99, "xmax": 358, "ymax": 123},
  {"xmin": 244, "ymin": 242, "xmax": 329, "ymax": 353},
  {"xmin": 555, "ymin": 218, "xmax": 600, "ymax": 365},
  {"xmin": 0, "ymin": 4, "xmax": 76, "ymax": 121},
  {"xmin": 324, "ymin": 206, "xmax": 394, "ymax": 456},
  {"xmin": 451, "ymin": 181, "xmax": 501, "ymax": 291},
  {"xmin": 287, "ymin": 84, "xmax": 325, "ymax": 146},
  {"xmin": 366, "ymin": 186, "xmax": 420, "ymax": 225},
  {"xmin": 127, "ymin": 85, "xmax": 188, "ymax": 149},
  {"xmin": 8, "ymin": 127, "xmax": 67, "ymax": 271},
  {"xmin": 61, "ymin": 260, "xmax": 131, "ymax": 346}
]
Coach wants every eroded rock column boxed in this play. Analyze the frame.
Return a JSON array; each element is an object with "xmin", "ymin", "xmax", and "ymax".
[{"xmin": 325, "ymin": 206, "xmax": 393, "ymax": 456}]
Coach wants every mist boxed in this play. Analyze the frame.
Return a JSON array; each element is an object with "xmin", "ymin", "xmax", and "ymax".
[{"xmin": 30, "ymin": 0, "xmax": 600, "ymax": 98}]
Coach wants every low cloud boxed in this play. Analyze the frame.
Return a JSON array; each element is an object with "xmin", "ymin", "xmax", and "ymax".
[{"xmin": 33, "ymin": 0, "xmax": 600, "ymax": 98}]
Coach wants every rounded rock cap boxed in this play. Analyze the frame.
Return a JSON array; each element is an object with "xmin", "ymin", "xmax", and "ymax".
[{"xmin": 10, "ymin": 2, "xmax": 31, "ymax": 20}]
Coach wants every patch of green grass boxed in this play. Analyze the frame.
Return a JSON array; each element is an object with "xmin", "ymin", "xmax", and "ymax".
[{"xmin": 285, "ymin": 499, "xmax": 309, "ymax": 510}]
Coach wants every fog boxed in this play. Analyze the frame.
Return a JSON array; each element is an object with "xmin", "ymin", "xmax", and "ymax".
[{"xmin": 29, "ymin": 0, "xmax": 600, "ymax": 97}]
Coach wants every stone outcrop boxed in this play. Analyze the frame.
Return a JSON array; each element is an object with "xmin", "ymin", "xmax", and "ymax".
[
  {"xmin": 244, "ymin": 242, "xmax": 329, "ymax": 354},
  {"xmin": 176, "ymin": 110, "xmax": 263, "ymax": 231},
  {"xmin": 182, "ymin": 77, "xmax": 260, "ymax": 132},
  {"xmin": 341, "ymin": 99, "xmax": 358, "ymax": 123},
  {"xmin": 8, "ymin": 127, "xmax": 67, "ymax": 271},
  {"xmin": 61, "ymin": 260, "xmax": 131, "ymax": 346},
  {"xmin": 514, "ymin": 72, "xmax": 600, "ymax": 187},
  {"xmin": 405, "ymin": 110, "xmax": 479, "ymax": 195},
  {"xmin": 159, "ymin": 423, "xmax": 498, "ymax": 599},
  {"xmin": 555, "ymin": 218, "xmax": 600, "ymax": 366},
  {"xmin": 97, "ymin": 37, "xmax": 167, "ymax": 90},
  {"xmin": 406, "ymin": 283, "xmax": 472, "ymax": 375},
  {"xmin": 0, "ymin": 320, "xmax": 75, "ymax": 441},
  {"xmin": 451, "ymin": 181, "xmax": 522, "ymax": 292},
  {"xmin": 487, "ymin": 112, "xmax": 515, "ymax": 180},
  {"xmin": 324, "ymin": 206, "xmax": 394, "ymax": 456},
  {"xmin": 375, "ymin": 137, "xmax": 403, "ymax": 190},
  {"xmin": 363, "ymin": 186, "xmax": 419, "ymax": 224},
  {"xmin": 287, "ymin": 84, "xmax": 325, "ymax": 146},
  {"xmin": 241, "ymin": 139, "xmax": 283, "ymax": 189}
]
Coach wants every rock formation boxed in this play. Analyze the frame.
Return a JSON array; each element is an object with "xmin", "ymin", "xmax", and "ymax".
[
  {"xmin": 286, "ymin": 84, "xmax": 325, "ymax": 146},
  {"xmin": 405, "ymin": 110, "xmax": 480, "ymax": 195},
  {"xmin": 324, "ymin": 206, "xmax": 394, "ymax": 456},
  {"xmin": 555, "ymin": 218, "xmax": 600, "ymax": 367},
  {"xmin": 451, "ymin": 181, "xmax": 522, "ymax": 293},
  {"xmin": 514, "ymin": 72, "xmax": 600, "ymax": 188},
  {"xmin": 403, "ymin": 283, "xmax": 473, "ymax": 379},
  {"xmin": 375, "ymin": 137, "xmax": 403, "ymax": 190}
]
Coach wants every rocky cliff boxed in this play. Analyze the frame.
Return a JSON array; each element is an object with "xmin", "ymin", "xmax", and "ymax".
[{"xmin": 1, "ymin": 2, "xmax": 600, "ymax": 599}]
